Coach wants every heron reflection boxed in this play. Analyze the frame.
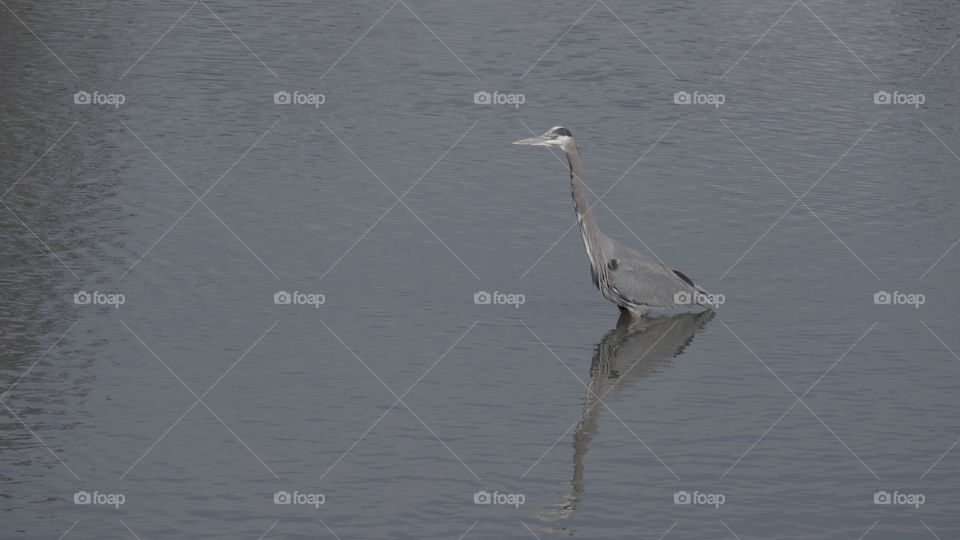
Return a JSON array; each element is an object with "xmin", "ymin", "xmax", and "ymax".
[{"xmin": 540, "ymin": 310, "xmax": 714, "ymax": 523}]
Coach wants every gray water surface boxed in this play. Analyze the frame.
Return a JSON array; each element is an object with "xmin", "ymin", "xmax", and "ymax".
[{"xmin": 2, "ymin": 1, "xmax": 959, "ymax": 538}]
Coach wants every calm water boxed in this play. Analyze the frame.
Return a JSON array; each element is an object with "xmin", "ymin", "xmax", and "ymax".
[{"xmin": 2, "ymin": 1, "xmax": 959, "ymax": 538}]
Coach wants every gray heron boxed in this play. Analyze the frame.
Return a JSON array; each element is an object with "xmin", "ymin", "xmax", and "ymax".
[{"xmin": 515, "ymin": 126, "xmax": 714, "ymax": 316}]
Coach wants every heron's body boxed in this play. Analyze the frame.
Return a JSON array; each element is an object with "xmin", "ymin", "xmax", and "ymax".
[{"xmin": 515, "ymin": 127, "xmax": 713, "ymax": 316}]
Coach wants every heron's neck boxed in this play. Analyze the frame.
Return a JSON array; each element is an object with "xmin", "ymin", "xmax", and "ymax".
[{"xmin": 565, "ymin": 144, "xmax": 605, "ymax": 266}]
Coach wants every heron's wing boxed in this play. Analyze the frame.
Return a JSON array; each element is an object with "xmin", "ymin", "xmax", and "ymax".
[{"xmin": 604, "ymin": 241, "xmax": 705, "ymax": 309}]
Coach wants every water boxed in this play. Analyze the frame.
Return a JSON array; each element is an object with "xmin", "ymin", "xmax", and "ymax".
[{"xmin": 2, "ymin": 1, "xmax": 959, "ymax": 538}]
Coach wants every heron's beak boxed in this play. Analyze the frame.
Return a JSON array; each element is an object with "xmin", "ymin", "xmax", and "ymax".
[{"xmin": 513, "ymin": 134, "xmax": 551, "ymax": 146}]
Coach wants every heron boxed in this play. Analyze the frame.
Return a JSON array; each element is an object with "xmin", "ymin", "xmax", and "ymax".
[{"xmin": 514, "ymin": 126, "xmax": 714, "ymax": 316}]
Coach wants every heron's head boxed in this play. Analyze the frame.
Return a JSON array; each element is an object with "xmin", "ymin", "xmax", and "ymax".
[{"xmin": 513, "ymin": 126, "xmax": 574, "ymax": 149}]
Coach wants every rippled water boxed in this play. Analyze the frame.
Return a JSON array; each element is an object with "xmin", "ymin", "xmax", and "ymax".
[{"xmin": 2, "ymin": 1, "xmax": 959, "ymax": 538}]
